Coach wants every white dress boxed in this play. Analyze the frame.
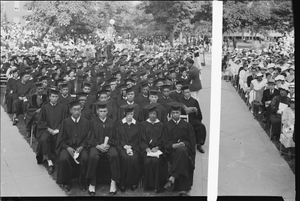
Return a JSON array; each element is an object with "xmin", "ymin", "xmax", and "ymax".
[{"xmin": 280, "ymin": 107, "xmax": 295, "ymax": 148}]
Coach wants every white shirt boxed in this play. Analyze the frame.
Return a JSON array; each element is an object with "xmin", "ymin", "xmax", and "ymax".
[
  {"xmin": 127, "ymin": 101, "xmax": 134, "ymax": 105},
  {"xmin": 50, "ymin": 102, "xmax": 57, "ymax": 107},
  {"xmin": 71, "ymin": 116, "xmax": 81, "ymax": 123},
  {"xmin": 146, "ymin": 118, "xmax": 160, "ymax": 124},
  {"xmin": 172, "ymin": 119, "xmax": 181, "ymax": 124},
  {"xmin": 99, "ymin": 117, "xmax": 107, "ymax": 123},
  {"xmin": 122, "ymin": 117, "xmax": 136, "ymax": 125}
]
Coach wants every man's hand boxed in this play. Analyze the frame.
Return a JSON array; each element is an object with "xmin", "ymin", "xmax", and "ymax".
[
  {"xmin": 172, "ymin": 143, "xmax": 181, "ymax": 149},
  {"xmin": 47, "ymin": 128, "xmax": 54, "ymax": 134},
  {"xmin": 104, "ymin": 144, "xmax": 110, "ymax": 150},
  {"xmin": 96, "ymin": 144, "xmax": 107, "ymax": 153},
  {"xmin": 18, "ymin": 97, "xmax": 23, "ymax": 101},
  {"xmin": 76, "ymin": 146, "xmax": 83, "ymax": 154},
  {"xmin": 52, "ymin": 129, "xmax": 59, "ymax": 135},
  {"xmin": 178, "ymin": 142, "xmax": 185, "ymax": 147},
  {"xmin": 127, "ymin": 148, "xmax": 133, "ymax": 156},
  {"xmin": 67, "ymin": 147, "xmax": 75, "ymax": 157},
  {"xmin": 146, "ymin": 148, "xmax": 151, "ymax": 153},
  {"xmin": 36, "ymin": 108, "xmax": 41, "ymax": 113}
]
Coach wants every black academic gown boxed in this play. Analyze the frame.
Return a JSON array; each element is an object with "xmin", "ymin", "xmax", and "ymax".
[
  {"xmin": 86, "ymin": 94, "xmax": 97, "ymax": 110},
  {"xmin": 116, "ymin": 120, "xmax": 142, "ymax": 187},
  {"xmin": 179, "ymin": 96, "xmax": 206, "ymax": 145},
  {"xmin": 81, "ymin": 106, "xmax": 93, "ymax": 121},
  {"xmin": 117, "ymin": 102, "xmax": 144, "ymax": 122},
  {"xmin": 86, "ymin": 117, "xmax": 121, "ymax": 184},
  {"xmin": 58, "ymin": 93, "xmax": 73, "ymax": 117},
  {"xmin": 5, "ymin": 77, "xmax": 19, "ymax": 113},
  {"xmin": 36, "ymin": 102, "xmax": 67, "ymax": 164},
  {"xmin": 25, "ymin": 92, "xmax": 48, "ymax": 132},
  {"xmin": 135, "ymin": 93, "xmax": 150, "ymax": 108},
  {"xmin": 55, "ymin": 117, "xmax": 90, "ymax": 185},
  {"xmin": 170, "ymin": 90, "xmax": 183, "ymax": 102},
  {"xmin": 12, "ymin": 80, "xmax": 33, "ymax": 116},
  {"xmin": 140, "ymin": 120, "xmax": 168, "ymax": 191},
  {"xmin": 163, "ymin": 119, "xmax": 196, "ymax": 191},
  {"xmin": 158, "ymin": 96, "xmax": 174, "ymax": 114}
]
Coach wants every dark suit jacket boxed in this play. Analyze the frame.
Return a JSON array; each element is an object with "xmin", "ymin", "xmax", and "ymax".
[
  {"xmin": 261, "ymin": 88, "xmax": 280, "ymax": 108},
  {"xmin": 187, "ymin": 66, "xmax": 202, "ymax": 92}
]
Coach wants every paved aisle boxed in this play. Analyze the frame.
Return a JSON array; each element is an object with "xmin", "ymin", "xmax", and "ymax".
[
  {"xmin": 1, "ymin": 107, "xmax": 65, "ymax": 196},
  {"xmin": 190, "ymin": 54, "xmax": 295, "ymax": 201}
]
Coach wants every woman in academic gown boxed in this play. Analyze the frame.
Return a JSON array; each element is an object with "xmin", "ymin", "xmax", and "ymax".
[
  {"xmin": 140, "ymin": 103, "xmax": 168, "ymax": 193},
  {"xmin": 115, "ymin": 104, "xmax": 142, "ymax": 193}
]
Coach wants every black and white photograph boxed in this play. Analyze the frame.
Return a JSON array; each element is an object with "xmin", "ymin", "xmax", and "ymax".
[{"xmin": 0, "ymin": 1, "xmax": 295, "ymax": 200}]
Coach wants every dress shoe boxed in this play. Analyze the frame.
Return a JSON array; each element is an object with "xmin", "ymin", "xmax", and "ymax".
[
  {"xmin": 26, "ymin": 131, "xmax": 31, "ymax": 138},
  {"xmin": 197, "ymin": 145, "xmax": 205, "ymax": 153},
  {"xmin": 88, "ymin": 190, "xmax": 95, "ymax": 196},
  {"xmin": 131, "ymin": 185, "xmax": 138, "ymax": 191},
  {"xmin": 120, "ymin": 186, "xmax": 125, "ymax": 193},
  {"xmin": 48, "ymin": 165, "xmax": 54, "ymax": 175},
  {"xmin": 109, "ymin": 191, "xmax": 117, "ymax": 196},
  {"xmin": 79, "ymin": 182, "xmax": 87, "ymax": 191},
  {"xmin": 63, "ymin": 184, "xmax": 71, "ymax": 192},
  {"xmin": 164, "ymin": 180, "xmax": 174, "ymax": 191},
  {"xmin": 12, "ymin": 118, "xmax": 18, "ymax": 126},
  {"xmin": 179, "ymin": 191, "xmax": 189, "ymax": 196}
]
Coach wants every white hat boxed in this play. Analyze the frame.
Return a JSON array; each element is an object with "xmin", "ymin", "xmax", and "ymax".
[
  {"xmin": 281, "ymin": 66, "xmax": 289, "ymax": 72},
  {"xmin": 256, "ymin": 72, "xmax": 263, "ymax": 77},
  {"xmin": 288, "ymin": 83, "xmax": 295, "ymax": 88},
  {"xmin": 268, "ymin": 63, "xmax": 275, "ymax": 68},
  {"xmin": 275, "ymin": 75, "xmax": 285, "ymax": 81}
]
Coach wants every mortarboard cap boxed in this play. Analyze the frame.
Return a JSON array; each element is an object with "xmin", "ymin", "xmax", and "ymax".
[
  {"xmin": 125, "ymin": 87, "xmax": 134, "ymax": 94},
  {"xmin": 49, "ymin": 88, "xmax": 59, "ymax": 95},
  {"xmin": 39, "ymin": 76, "xmax": 49, "ymax": 82},
  {"xmin": 97, "ymin": 89, "xmax": 109, "ymax": 97},
  {"xmin": 94, "ymin": 102, "xmax": 108, "ymax": 109},
  {"xmin": 125, "ymin": 77, "xmax": 135, "ymax": 84},
  {"xmin": 69, "ymin": 99, "xmax": 81, "ymax": 108},
  {"xmin": 140, "ymin": 81, "xmax": 148, "ymax": 88},
  {"xmin": 181, "ymin": 85, "xmax": 190, "ymax": 91},
  {"xmin": 35, "ymin": 82, "xmax": 43, "ymax": 88},
  {"xmin": 76, "ymin": 92, "xmax": 88, "ymax": 99},
  {"xmin": 149, "ymin": 90, "xmax": 159, "ymax": 96},
  {"xmin": 161, "ymin": 84, "xmax": 171, "ymax": 90},
  {"xmin": 121, "ymin": 103, "xmax": 137, "ymax": 113},
  {"xmin": 83, "ymin": 82, "xmax": 92, "ymax": 88},
  {"xmin": 118, "ymin": 83, "xmax": 127, "ymax": 90},
  {"xmin": 167, "ymin": 101, "xmax": 183, "ymax": 111},
  {"xmin": 144, "ymin": 103, "xmax": 159, "ymax": 113},
  {"xmin": 60, "ymin": 82, "xmax": 69, "ymax": 89}
]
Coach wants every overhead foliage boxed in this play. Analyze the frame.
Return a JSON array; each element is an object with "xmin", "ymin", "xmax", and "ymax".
[{"xmin": 223, "ymin": 0, "xmax": 294, "ymax": 35}]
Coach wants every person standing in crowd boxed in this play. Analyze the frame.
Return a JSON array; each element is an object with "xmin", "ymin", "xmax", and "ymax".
[
  {"xmin": 5, "ymin": 69, "xmax": 19, "ymax": 114},
  {"xmin": 55, "ymin": 100, "xmax": 90, "ymax": 192},
  {"xmin": 179, "ymin": 85, "xmax": 206, "ymax": 153},
  {"xmin": 185, "ymin": 57, "xmax": 202, "ymax": 106}
]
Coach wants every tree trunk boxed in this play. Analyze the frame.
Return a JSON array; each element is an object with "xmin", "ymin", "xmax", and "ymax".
[
  {"xmin": 169, "ymin": 29, "xmax": 175, "ymax": 47},
  {"xmin": 179, "ymin": 31, "xmax": 183, "ymax": 44}
]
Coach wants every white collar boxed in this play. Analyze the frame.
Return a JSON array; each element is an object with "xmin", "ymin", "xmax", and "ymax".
[
  {"xmin": 184, "ymin": 96, "xmax": 190, "ymax": 100},
  {"xmin": 71, "ymin": 116, "xmax": 80, "ymax": 123},
  {"xmin": 127, "ymin": 101, "xmax": 134, "ymax": 105},
  {"xmin": 172, "ymin": 118, "xmax": 181, "ymax": 124},
  {"xmin": 61, "ymin": 93, "xmax": 68, "ymax": 98},
  {"xmin": 142, "ymin": 94, "xmax": 148, "ymax": 98},
  {"xmin": 122, "ymin": 117, "xmax": 136, "ymax": 125},
  {"xmin": 99, "ymin": 117, "xmax": 107, "ymax": 122},
  {"xmin": 146, "ymin": 118, "xmax": 160, "ymax": 124},
  {"xmin": 50, "ymin": 102, "xmax": 57, "ymax": 106}
]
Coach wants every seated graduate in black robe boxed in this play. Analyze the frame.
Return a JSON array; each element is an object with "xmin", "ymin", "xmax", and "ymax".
[
  {"xmin": 179, "ymin": 85, "xmax": 206, "ymax": 154},
  {"xmin": 12, "ymin": 71, "xmax": 33, "ymax": 125},
  {"xmin": 117, "ymin": 87, "xmax": 144, "ymax": 122},
  {"xmin": 76, "ymin": 92, "xmax": 93, "ymax": 121},
  {"xmin": 5, "ymin": 69, "xmax": 19, "ymax": 114},
  {"xmin": 163, "ymin": 102, "xmax": 196, "ymax": 196},
  {"xmin": 93, "ymin": 89, "xmax": 117, "ymax": 121},
  {"xmin": 134, "ymin": 81, "xmax": 150, "ymax": 107},
  {"xmin": 144, "ymin": 90, "xmax": 168, "ymax": 123},
  {"xmin": 108, "ymin": 77, "xmax": 119, "ymax": 101},
  {"xmin": 116, "ymin": 83, "xmax": 128, "ymax": 107},
  {"xmin": 25, "ymin": 82, "xmax": 48, "ymax": 138},
  {"xmin": 55, "ymin": 100, "xmax": 90, "ymax": 192},
  {"xmin": 82, "ymin": 82, "xmax": 97, "ymax": 110},
  {"xmin": 115, "ymin": 104, "xmax": 142, "ymax": 193},
  {"xmin": 86, "ymin": 102, "xmax": 120, "ymax": 196},
  {"xmin": 36, "ymin": 88, "xmax": 67, "ymax": 175},
  {"xmin": 170, "ymin": 80, "xmax": 184, "ymax": 102},
  {"xmin": 158, "ymin": 84, "xmax": 174, "ymax": 114},
  {"xmin": 58, "ymin": 82, "xmax": 73, "ymax": 117},
  {"xmin": 140, "ymin": 103, "xmax": 168, "ymax": 193}
]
